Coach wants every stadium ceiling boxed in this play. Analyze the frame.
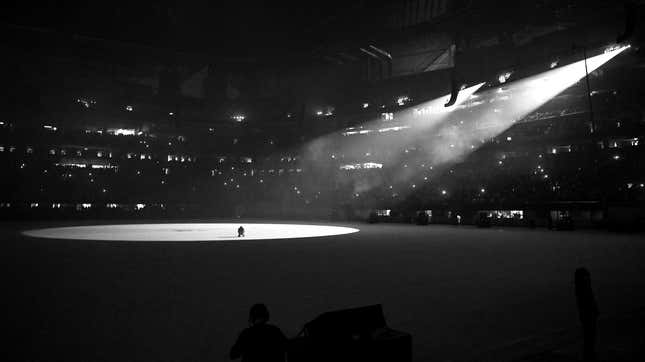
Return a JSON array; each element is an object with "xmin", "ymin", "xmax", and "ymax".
[{"xmin": 1, "ymin": 1, "xmax": 376, "ymax": 56}]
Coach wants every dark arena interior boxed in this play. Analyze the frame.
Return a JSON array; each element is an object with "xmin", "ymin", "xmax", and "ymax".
[{"xmin": 3, "ymin": 1, "xmax": 645, "ymax": 361}]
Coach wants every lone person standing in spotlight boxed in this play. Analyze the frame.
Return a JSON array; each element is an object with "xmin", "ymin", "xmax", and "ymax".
[
  {"xmin": 238, "ymin": 225, "xmax": 245, "ymax": 237},
  {"xmin": 230, "ymin": 303, "xmax": 287, "ymax": 362}
]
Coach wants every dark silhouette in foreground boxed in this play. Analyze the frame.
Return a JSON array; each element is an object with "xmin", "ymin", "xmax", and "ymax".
[
  {"xmin": 238, "ymin": 226, "xmax": 245, "ymax": 237},
  {"xmin": 230, "ymin": 303, "xmax": 287, "ymax": 362},
  {"xmin": 575, "ymin": 267, "xmax": 599, "ymax": 362},
  {"xmin": 289, "ymin": 304, "xmax": 412, "ymax": 362}
]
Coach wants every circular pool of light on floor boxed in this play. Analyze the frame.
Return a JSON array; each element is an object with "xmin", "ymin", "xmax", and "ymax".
[{"xmin": 22, "ymin": 223, "xmax": 360, "ymax": 241}]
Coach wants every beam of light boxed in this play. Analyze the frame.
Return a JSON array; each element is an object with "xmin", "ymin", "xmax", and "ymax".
[
  {"xmin": 402, "ymin": 82, "xmax": 486, "ymax": 127},
  {"xmin": 298, "ymin": 83, "xmax": 484, "ymax": 196},
  {"xmin": 335, "ymin": 45, "xmax": 626, "ymax": 198},
  {"xmin": 282, "ymin": 45, "xmax": 627, "ymax": 205},
  {"xmin": 22, "ymin": 223, "xmax": 360, "ymax": 241},
  {"xmin": 420, "ymin": 45, "xmax": 630, "ymax": 166},
  {"xmin": 340, "ymin": 83, "xmax": 485, "ymax": 192},
  {"xmin": 302, "ymin": 82, "xmax": 485, "ymax": 163}
]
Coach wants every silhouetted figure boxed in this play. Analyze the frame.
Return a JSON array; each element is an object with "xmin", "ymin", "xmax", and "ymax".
[
  {"xmin": 575, "ymin": 268, "xmax": 599, "ymax": 362},
  {"xmin": 230, "ymin": 303, "xmax": 287, "ymax": 362},
  {"xmin": 238, "ymin": 226, "xmax": 245, "ymax": 237}
]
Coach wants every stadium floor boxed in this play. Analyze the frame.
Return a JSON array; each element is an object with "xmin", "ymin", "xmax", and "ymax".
[{"xmin": 5, "ymin": 220, "xmax": 645, "ymax": 362}]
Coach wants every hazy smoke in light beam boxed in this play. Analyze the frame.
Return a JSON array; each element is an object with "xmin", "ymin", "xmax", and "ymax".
[
  {"xmin": 421, "ymin": 45, "xmax": 630, "ymax": 167},
  {"xmin": 299, "ymin": 82, "xmax": 482, "ymax": 166},
  {"xmin": 298, "ymin": 45, "xmax": 627, "ymax": 197},
  {"xmin": 299, "ymin": 83, "xmax": 484, "ymax": 195}
]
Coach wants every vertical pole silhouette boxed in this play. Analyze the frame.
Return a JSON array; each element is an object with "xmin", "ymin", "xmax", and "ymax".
[{"xmin": 575, "ymin": 268, "xmax": 599, "ymax": 362}]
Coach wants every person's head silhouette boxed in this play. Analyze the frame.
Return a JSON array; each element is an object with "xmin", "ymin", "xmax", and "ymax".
[{"xmin": 249, "ymin": 303, "xmax": 270, "ymax": 326}]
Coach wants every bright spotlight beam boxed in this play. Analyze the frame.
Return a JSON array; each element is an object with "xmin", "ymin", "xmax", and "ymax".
[
  {"xmin": 298, "ymin": 45, "xmax": 627, "ymax": 201},
  {"xmin": 300, "ymin": 83, "xmax": 484, "ymax": 177},
  {"xmin": 420, "ymin": 45, "xmax": 629, "ymax": 166},
  {"xmin": 395, "ymin": 82, "xmax": 485, "ymax": 130},
  {"xmin": 308, "ymin": 82, "xmax": 485, "ymax": 167},
  {"xmin": 508, "ymin": 45, "xmax": 629, "ymax": 112}
]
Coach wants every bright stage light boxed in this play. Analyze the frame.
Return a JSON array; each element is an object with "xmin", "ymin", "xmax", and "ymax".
[
  {"xmin": 498, "ymin": 72, "xmax": 512, "ymax": 84},
  {"xmin": 22, "ymin": 223, "xmax": 360, "ymax": 241},
  {"xmin": 416, "ymin": 45, "xmax": 629, "ymax": 167}
]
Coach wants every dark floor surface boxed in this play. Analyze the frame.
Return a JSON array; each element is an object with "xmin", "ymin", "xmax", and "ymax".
[{"xmin": 5, "ymin": 221, "xmax": 645, "ymax": 361}]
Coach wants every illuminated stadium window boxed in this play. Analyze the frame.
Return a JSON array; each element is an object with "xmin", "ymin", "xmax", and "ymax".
[
  {"xmin": 56, "ymin": 162, "xmax": 87, "ymax": 168},
  {"xmin": 608, "ymin": 138, "xmax": 640, "ymax": 148},
  {"xmin": 340, "ymin": 162, "xmax": 383, "ymax": 170},
  {"xmin": 551, "ymin": 145, "xmax": 572, "ymax": 154},
  {"xmin": 484, "ymin": 210, "xmax": 524, "ymax": 219},
  {"xmin": 108, "ymin": 128, "xmax": 136, "ymax": 136},
  {"xmin": 378, "ymin": 126, "xmax": 410, "ymax": 133},
  {"xmin": 381, "ymin": 112, "xmax": 394, "ymax": 121},
  {"xmin": 376, "ymin": 209, "xmax": 391, "ymax": 217},
  {"xmin": 91, "ymin": 164, "xmax": 116, "ymax": 169},
  {"xmin": 396, "ymin": 96, "xmax": 410, "ymax": 106}
]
